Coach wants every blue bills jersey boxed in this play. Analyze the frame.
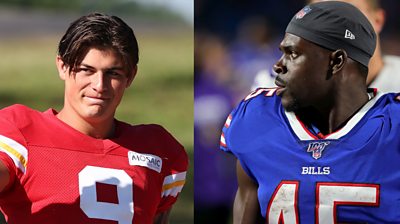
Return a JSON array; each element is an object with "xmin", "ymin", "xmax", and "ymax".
[{"xmin": 220, "ymin": 88, "xmax": 400, "ymax": 223}]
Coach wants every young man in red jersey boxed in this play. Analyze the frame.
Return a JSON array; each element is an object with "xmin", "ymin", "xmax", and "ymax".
[{"xmin": 0, "ymin": 13, "xmax": 188, "ymax": 224}]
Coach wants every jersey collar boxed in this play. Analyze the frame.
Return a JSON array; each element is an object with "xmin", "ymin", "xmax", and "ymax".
[{"xmin": 284, "ymin": 90, "xmax": 383, "ymax": 140}]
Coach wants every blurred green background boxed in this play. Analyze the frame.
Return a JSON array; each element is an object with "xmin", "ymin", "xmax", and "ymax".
[{"xmin": 0, "ymin": 0, "xmax": 193, "ymax": 223}]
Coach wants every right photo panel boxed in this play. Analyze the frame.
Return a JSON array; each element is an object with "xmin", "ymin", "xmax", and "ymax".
[{"xmin": 195, "ymin": 0, "xmax": 400, "ymax": 223}]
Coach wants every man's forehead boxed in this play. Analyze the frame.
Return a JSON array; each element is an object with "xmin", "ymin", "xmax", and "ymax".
[
  {"xmin": 80, "ymin": 48, "xmax": 125, "ymax": 68},
  {"xmin": 281, "ymin": 33, "xmax": 329, "ymax": 53},
  {"xmin": 280, "ymin": 33, "xmax": 304, "ymax": 48}
]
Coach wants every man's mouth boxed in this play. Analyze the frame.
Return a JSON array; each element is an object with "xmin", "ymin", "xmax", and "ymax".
[
  {"xmin": 274, "ymin": 76, "xmax": 286, "ymax": 88},
  {"xmin": 275, "ymin": 77, "xmax": 286, "ymax": 96},
  {"xmin": 84, "ymin": 95, "xmax": 109, "ymax": 103}
]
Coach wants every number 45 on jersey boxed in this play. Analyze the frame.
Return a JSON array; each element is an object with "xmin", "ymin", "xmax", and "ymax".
[{"xmin": 267, "ymin": 181, "xmax": 379, "ymax": 224}]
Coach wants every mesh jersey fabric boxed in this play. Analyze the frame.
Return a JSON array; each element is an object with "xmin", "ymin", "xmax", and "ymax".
[{"xmin": 0, "ymin": 104, "xmax": 188, "ymax": 224}]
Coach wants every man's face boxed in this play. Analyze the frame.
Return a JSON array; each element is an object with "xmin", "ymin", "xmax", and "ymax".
[
  {"xmin": 57, "ymin": 48, "xmax": 135, "ymax": 123},
  {"xmin": 274, "ymin": 33, "xmax": 333, "ymax": 112}
]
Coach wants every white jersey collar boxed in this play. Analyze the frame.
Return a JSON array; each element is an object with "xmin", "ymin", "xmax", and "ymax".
[{"xmin": 284, "ymin": 91, "xmax": 384, "ymax": 140}]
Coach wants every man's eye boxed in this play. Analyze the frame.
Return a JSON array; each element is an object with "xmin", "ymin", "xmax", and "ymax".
[
  {"xmin": 106, "ymin": 71, "xmax": 124, "ymax": 78},
  {"xmin": 77, "ymin": 68, "xmax": 92, "ymax": 73}
]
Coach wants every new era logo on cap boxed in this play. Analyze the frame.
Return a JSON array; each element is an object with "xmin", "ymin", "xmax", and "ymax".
[{"xmin": 345, "ymin": 29, "xmax": 355, "ymax": 40}]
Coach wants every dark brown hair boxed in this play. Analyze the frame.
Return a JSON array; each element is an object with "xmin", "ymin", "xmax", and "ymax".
[{"xmin": 58, "ymin": 12, "xmax": 139, "ymax": 75}]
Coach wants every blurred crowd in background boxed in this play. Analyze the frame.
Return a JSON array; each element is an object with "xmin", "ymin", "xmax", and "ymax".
[{"xmin": 194, "ymin": 0, "xmax": 400, "ymax": 223}]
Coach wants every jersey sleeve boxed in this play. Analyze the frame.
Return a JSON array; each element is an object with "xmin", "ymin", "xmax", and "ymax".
[
  {"xmin": 156, "ymin": 128, "xmax": 189, "ymax": 214},
  {"xmin": 0, "ymin": 115, "xmax": 29, "ymax": 192},
  {"xmin": 220, "ymin": 103, "xmax": 242, "ymax": 153},
  {"xmin": 219, "ymin": 88, "xmax": 279, "ymax": 181},
  {"xmin": 220, "ymin": 88, "xmax": 279, "ymax": 154}
]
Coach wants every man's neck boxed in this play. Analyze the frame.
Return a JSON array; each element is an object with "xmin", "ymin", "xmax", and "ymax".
[
  {"xmin": 296, "ymin": 91, "xmax": 369, "ymax": 135},
  {"xmin": 56, "ymin": 109, "xmax": 115, "ymax": 139}
]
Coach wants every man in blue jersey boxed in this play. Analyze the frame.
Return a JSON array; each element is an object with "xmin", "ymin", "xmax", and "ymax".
[{"xmin": 220, "ymin": 1, "xmax": 400, "ymax": 223}]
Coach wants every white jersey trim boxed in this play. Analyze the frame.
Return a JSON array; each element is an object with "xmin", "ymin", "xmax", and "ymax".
[
  {"xmin": 285, "ymin": 92, "xmax": 384, "ymax": 141},
  {"xmin": 0, "ymin": 134, "xmax": 28, "ymax": 173},
  {"xmin": 161, "ymin": 171, "xmax": 186, "ymax": 197}
]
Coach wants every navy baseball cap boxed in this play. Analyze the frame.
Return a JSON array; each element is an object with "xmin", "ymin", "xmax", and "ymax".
[{"xmin": 286, "ymin": 1, "xmax": 376, "ymax": 67}]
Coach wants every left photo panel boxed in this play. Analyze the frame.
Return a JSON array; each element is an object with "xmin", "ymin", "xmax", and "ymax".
[{"xmin": 0, "ymin": 1, "xmax": 193, "ymax": 223}]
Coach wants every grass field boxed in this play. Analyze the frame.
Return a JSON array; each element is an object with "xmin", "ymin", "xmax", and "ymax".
[{"xmin": 0, "ymin": 27, "xmax": 193, "ymax": 223}]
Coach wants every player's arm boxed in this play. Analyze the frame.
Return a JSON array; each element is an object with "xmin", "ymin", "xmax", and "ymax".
[
  {"xmin": 234, "ymin": 159, "xmax": 264, "ymax": 224},
  {"xmin": 0, "ymin": 160, "xmax": 10, "ymax": 192},
  {"xmin": 153, "ymin": 209, "xmax": 171, "ymax": 224}
]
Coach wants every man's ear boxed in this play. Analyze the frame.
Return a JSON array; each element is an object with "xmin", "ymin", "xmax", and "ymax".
[
  {"xmin": 126, "ymin": 65, "xmax": 138, "ymax": 88},
  {"xmin": 56, "ymin": 55, "xmax": 69, "ymax": 80},
  {"xmin": 329, "ymin": 49, "xmax": 347, "ymax": 74}
]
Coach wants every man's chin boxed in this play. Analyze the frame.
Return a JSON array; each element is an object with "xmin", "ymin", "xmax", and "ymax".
[
  {"xmin": 82, "ymin": 106, "xmax": 109, "ymax": 120},
  {"xmin": 281, "ymin": 98, "xmax": 299, "ymax": 112}
]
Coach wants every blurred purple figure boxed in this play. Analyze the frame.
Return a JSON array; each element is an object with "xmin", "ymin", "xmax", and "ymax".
[{"xmin": 194, "ymin": 34, "xmax": 238, "ymax": 224}]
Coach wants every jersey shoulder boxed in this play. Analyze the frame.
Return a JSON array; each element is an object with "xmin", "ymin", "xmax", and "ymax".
[
  {"xmin": 232, "ymin": 87, "xmax": 281, "ymax": 119},
  {"xmin": 0, "ymin": 105, "xmax": 41, "ymax": 177},
  {"xmin": 0, "ymin": 104, "xmax": 43, "ymax": 145},
  {"xmin": 220, "ymin": 88, "xmax": 282, "ymax": 152},
  {"xmin": 0, "ymin": 105, "xmax": 59, "ymax": 146},
  {"xmin": 384, "ymin": 93, "xmax": 400, "ymax": 120},
  {"xmin": 373, "ymin": 93, "xmax": 400, "ymax": 116},
  {"xmin": 364, "ymin": 93, "xmax": 400, "ymax": 137},
  {"xmin": 119, "ymin": 122, "xmax": 185, "ymax": 152},
  {"xmin": 118, "ymin": 123, "xmax": 188, "ymax": 205},
  {"xmin": 117, "ymin": 122, "xmax": 188, "ymax": 168},
  {"xmin": 0, "ymin": 104, "xmax": 41, "ymax": 125}
]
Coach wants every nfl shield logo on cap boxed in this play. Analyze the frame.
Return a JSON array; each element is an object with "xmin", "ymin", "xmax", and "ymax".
[{"xmin": 296, "ymin": 5, "xmax": 312, "ymax": 19}]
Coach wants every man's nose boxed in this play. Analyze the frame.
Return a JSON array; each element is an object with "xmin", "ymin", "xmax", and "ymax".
[
  {"xmin": 273, "ymin": 58, "xmax": 287, "ymax": 74},
  {"xmin": 91, "ymin": 72, "xmax": 107, "ymax": 92}
]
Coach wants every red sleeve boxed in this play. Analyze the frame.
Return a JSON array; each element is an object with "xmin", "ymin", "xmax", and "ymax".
[
  {"xmin": 0, "ymin": 111, "xmax": 29, "ymax": 188},
  {"xmin": 0, "ymin": 151, "xmax": 17, "ymax": 192},
  {"xmin": 156, "ymin": 129, "xmax": 189, "ymax": 213}
]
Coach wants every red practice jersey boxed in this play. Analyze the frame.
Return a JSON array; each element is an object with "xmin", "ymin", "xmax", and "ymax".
[{"xmin": 0, "ymin": 104, "xmax": 188, "ymax": 224}]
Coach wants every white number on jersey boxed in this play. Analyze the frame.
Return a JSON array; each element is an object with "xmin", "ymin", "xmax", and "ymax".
[
  {"xmin": 267, "ymin": 181, "xmax": 379, "ymax": 224},
  {"xmin": 316, "ymin": 183, "xmax": 379, "ymax": 224},
  {"xmin": 79, "ymin": 166, "xmax": 134, "ymax": 224},
  {"xmin": 267, "ymin": 181, "xmax": 299, "ymax": 223},
  {"xmin": 244, "ymin": 88, "xmax": 277, "ymax": 101}
]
